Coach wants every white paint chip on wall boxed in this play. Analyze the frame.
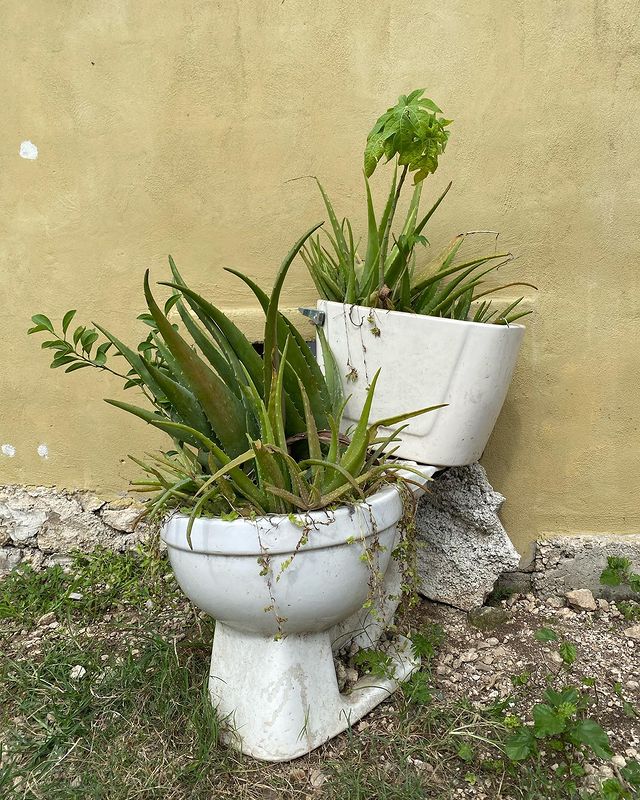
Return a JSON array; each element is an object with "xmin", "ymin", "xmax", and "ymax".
[
  {"xmin": 37, "ymin": 444, "xmax": 49, "ymax": 459},
  {"xmin": 1, "ymin": 444, "xmax": 16, "ymax": 457},
  {"xmin": 19, "ymin": 140, "xmax": 38, "ymax": 160}
]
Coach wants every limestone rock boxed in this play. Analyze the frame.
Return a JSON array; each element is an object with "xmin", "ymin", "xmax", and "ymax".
[
  {"xmin": 37, "ymin": 513, "xmax": 121, "ymax": 554},
  {"xmin": 101, "ymin": 505, "xmax": 142, "ymax": 533},
  {"xmin": 566, "ymin": 588, "xmax": 597, "ymax": 611},
  {"xmin": 416, "ymin": 464, "xmax": 520, "ymax": 610},
  {"xmin": 78, "ymin": 493, "xmax": 106, "ymax": 513},
  {"xmin": 624, "ymin": 624, "xmax": 640, "ymax": 640},
  {"xmin": 0, "ymin": 546, "xmax": 23, "ymax": 575},
  {"xmin": 0, "ymin": 485, "xmax": 155, "ymax": 575},
  {"xmin": 0, "ymin": 496, "xmax": 47, "ymax": 545}
]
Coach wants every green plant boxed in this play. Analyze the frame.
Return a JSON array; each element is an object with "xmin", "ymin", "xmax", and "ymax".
[
  {"xmin": 300, "ymin": 89, "xmax": 535, "ymax": 322},
  {"xmin": 533, "ymin": 626, "xmax": 578, "ymax": 668},
  {"xmin": 0, "ymin": 548, "xmax": 172, "ymax": 627},
  {"xmin": 30, "ymin": 227, "xmax": 441, "ymax": 533},
  {"xmin": 600, "ymin": 556, "xmax": 640, "ymax": 594},
  {"xmin": 504, "ymin": 684, "xmax": 613, "ymax": 763}
]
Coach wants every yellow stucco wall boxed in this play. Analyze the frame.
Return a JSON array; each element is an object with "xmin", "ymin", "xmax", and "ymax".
[{"xmin": 2, "ymin": 1, "xmax": 639, "ymax": 556}]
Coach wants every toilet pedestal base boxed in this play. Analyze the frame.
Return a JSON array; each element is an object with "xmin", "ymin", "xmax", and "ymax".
[{"xmin": 209, "ymin": 623, "xmax": 419, "ymax": 761}]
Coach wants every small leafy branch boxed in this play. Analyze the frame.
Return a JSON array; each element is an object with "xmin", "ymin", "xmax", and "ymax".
[
  {"xmin": 600, "ymin": 556, "xmax": 640, "ymax": 594},
  {"xmin": 28, "ymin": 312, "xmax": 124, "ymax": 378},
  {"xmin": 28, "ymin": 297, "xmax": 182, "ymax": 411}
]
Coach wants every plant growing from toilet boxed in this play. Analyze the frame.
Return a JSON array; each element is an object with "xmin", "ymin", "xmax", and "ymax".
[
  {"xmin": 300, "ymin": 89, "xmax": 535, "ymax": 322},
  {"xmin": 30, "ymin": 226, "xmax": 440, "ymax": 607}
]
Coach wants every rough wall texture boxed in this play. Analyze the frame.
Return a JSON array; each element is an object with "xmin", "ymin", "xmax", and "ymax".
[
  {"xmin": 1, "ymin": 2, "xmax": 640, "ymax": 553},
  {"xmin": 0, "ymin": 485, "xmax": 151, "ymax": 575}
]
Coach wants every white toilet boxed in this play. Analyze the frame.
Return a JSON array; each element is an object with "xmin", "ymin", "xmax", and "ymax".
[{"xmin": 162, "ymin": 477, "xmax": 432, "ymax": 762}]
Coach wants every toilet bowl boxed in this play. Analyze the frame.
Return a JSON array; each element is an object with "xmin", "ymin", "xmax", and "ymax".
[{"xmin": 161, "ymin": 482, "xmax": 421, "ymax": 762}]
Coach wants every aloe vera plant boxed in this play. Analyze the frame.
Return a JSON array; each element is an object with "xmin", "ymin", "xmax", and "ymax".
[
  {"xmin": 29, "ymin": 226, "xmax": 442, "ymax": 532},
  {"xmin": 301, "ymin": 89, "xmax": 535, "ymax": 324}
]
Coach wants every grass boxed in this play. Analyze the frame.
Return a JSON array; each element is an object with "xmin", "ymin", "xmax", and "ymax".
[{"xmin": 0, "ymin": 550, "xmax": 635, "ymax": 799}]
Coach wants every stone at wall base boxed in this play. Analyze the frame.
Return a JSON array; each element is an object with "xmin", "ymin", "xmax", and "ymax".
[
  {"xmin": 532, "ymin": 534, "xmax": 640, "ymax": 600},
  {"xmin": 415, "ymin": 464, "xmax": 520, "ymax": 611},
  {"xmin": 0, "ymin": 485, "xmax": 153, "ymax": 576}
]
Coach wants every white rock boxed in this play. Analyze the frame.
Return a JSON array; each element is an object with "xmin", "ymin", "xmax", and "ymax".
[
  {"xmin": 565, "ymin": 588, "xmax": 597, "ymax": 611},
  {"xmin": 416, "ymin": 464, "xmax": 520, "ymax": 611},
  {"xmin": 345, "ymin": 667, "xmax": 359, "ymax": 684},
  {"xmin": 309, "ymin": 769, "xmax": 327, "ymax": 789},
  {"xmin": 623, "ymin": 624, "xmax": 640, "ymax": 640},
  {"xmin": 101, "ymin": 506, "xmax": 141, "ymax": 533},
  {"xmin": 459, "ymin": 649, "xmax": 478, "ymax": 663},
  {"xmin": 0, "ymin": 500, "xmax": 47, "ymax": 544},
  {"xmin": 0, "ymin": 547, "xmax": 23, "ymax": 575},
  {"xmin": 79, "ymin": 493, "xmax": 106, "ymax": 513},
  {"xmin": 68, "ymin": 592, "xmax": 83, "ymax": 601},
  {"xmin": 70, "ymin": 665, "xmax": 86, "ymax": 680}
]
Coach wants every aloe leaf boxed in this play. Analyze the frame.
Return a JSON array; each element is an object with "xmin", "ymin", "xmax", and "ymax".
[
  {"xmin": 473, "ymin": 300, "xmax": 489, "ymax": 322},
  {"xmin": 454, "ymin": 287, "xmax": 474, "ymax": 320},
  {"xmin": 472, "ymin": 281, "xmax": 538, "ymax": 302},
  {"xmin": 263, "ymin": 221, "xmax": 323, "ymax": 403},
  {"xmin": 376, "ymin": 165, "xmax": 398, "ymax": 250},
  {"xmin": 144, "ymin": 271, "xmax": 247, "ymax": 457},
  {"xmin": 174, "ymin": 301, "xmax": 238, "ymax": 390},
  {"xmin": 360, "ymin": 174, "xmax": 381, "ymax": 298},
  {"xmin": 297, "ymin": 377, "xmax": 321, "ymax": 477},
  {"xmin": 501, "ymin": 309, "xmax": 532, "ymax": 325},
  {"xmin": 106, "ymin": 399, "xmax": 265, "ymax": 507},
  {"xmin": 493, "ymin": 297, "xmax": 525, "ymax": 323},
  {"xmin": 300, "ymin": 458, "xmax": 364, "ymax": 500},
  {"xmin": 251, "ymin": 440, "xmax": 288, "ymax": 513},
  {"xmin": 267, "ymin": 338, "xmax": 290, "ymax": 452},
  {"xmin": 301, "ymin": 245, "xmax": 339, "ymax": 301},
  {"xmin": 316, "ymin": 464, "xmax": 391, "ymax": 507},
  {"xmin": 225, "ymin": 265, "xmax": 330, "ymax": 428},
  {"xmin": 316, "ymin": 180, "xmax": 351, "ymax": 267},
  {"xmin": 383, "ymin": 182, "xmax": 452, "ymax": 289},
  {"xmin": 316, "ymin": 326, "xmax": 344, "ymax": 415},
  {"xmin": 327, "ymin": 370, "xmax": 381, "ymax": 492},
  {"xmin": 262, "ymin": 443, "xmax": 311, "ymax": 506},
  {"xmin": 150, "ymin": 334, "xmax": 187, "ymax": 385},
  {"xmin": 193, "ymin": 448, "xmax": 256, "ymax": 500},
  {"xmin": 165, "ymin": 257, "xmax": 263, "ymax": 391},
  {"xmin": 187, "ymin": 484, "xmax": 228, "ymax": 547},
  {"xmin": 105, "ymin": 399, "xmax": 221, "ymax": 455},
  {"xmin": 411, "ymin": 234, "xmax": 465, "ymax": 293},
  {"xmin": 369, "ymin": 403, "xmax": 447, "ymax": 438},
  {"xmin": 142, "ymin": 360, "xmax": 213, "ymax": 436},
  {"xmin": 93, "ymin": 322, "xmax": 164, "ymax": 400},
  {"xmin": 411, "ymin": 252, "xmax": 500, "ymax": 297},
  {"xmin": 426, "ymin": 277, "xmax": 486, "ymax": 317},
  {"xmin": 263, "ymin": 484, "xmax": 310, "ymax": 510},
  {"xmin": 422, "ymin": 258, "xmax": 513, "ymax": 317},
  {"xmin": 238, "ymin": 375, "xmax": 274, "ymax": 445}
]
